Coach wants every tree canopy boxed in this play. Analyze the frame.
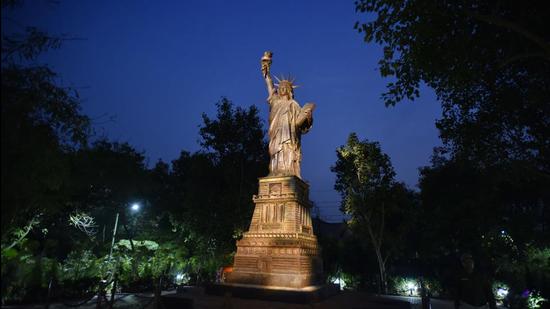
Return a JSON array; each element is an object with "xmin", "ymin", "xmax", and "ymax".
[
  {"xmin": 1, "ymin": 27, "xmax": 91, "ymax": 234},
  {"xmin": 355, "ymin": 0, "xmax": 550, "ymax": 168},
  {"xmin": 355, "ymin": 2, "xmax": 549, "ymax": 301},
  {"xmin": 332, "ymin": 133, "xmax": 416, "ymax": 293}
]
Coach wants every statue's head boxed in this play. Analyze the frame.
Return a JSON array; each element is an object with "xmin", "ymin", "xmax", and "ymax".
[{"xmin": 276, "ymin": 78, "xmax": 297, "ymax": 100}]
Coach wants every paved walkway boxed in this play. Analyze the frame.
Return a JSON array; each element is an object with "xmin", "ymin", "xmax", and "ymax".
[
  {"xmin": 163, "ymin": 287, "xmax": 458, "ymax": 309},
  {"xmin": 3, "ymin": 287, "xmax": 461, "ymax": 309},
  {"xmin": 384, "ymin": 295, "xmax": 456, "ymax": 309}
]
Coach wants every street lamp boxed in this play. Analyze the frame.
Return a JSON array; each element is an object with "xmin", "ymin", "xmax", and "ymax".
[
  {"xmin": 108, "ymin": 202, "xmax": 141, "ymax": 260},
  {"xmin": 131, "ymin": 203, "xmax": 140, "ymax": 212},
  {"xmin": 102, "ymin": 202, "xmax": 142, "ymax": 307},
  {"xmin": 108, "ymin": 213, "xmax": 119, "ymax": 261}
]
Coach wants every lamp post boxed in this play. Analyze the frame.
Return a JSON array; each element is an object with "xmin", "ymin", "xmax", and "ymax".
[
  {"xmin": 106, "ymin": 202, "xmax": 141, "ymax": 308},
  {"xmin": 109, "ymin": 202, "xmax": 141, "ymax": 256},
  {"xmin": 108, "ymin": 213, "xmax": 119, "ymax": 262}
]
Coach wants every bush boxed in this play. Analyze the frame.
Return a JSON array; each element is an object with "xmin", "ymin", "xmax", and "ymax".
[
  {"xmin": 388, "ymin": 276, "xmax": 443, "ymax": 297},
  {"xmin": 1, "ymin": 248, "xmax": 59, "ymax": 304}
]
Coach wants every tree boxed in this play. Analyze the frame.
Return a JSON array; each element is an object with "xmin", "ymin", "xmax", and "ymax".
[
  {"xmin": 355, "ymin": 0, "xmax": 549, "ymax": 169},
  {"xmin": 1, "ymin": 26, "xmax": 91, "ymax": 235},
  {"xmin": 197, "ymin": 97, "xmax": 268, "ymax": 247},
  {"xmin": 417, "ymin": 154, "xmax": 550, "ymax": 296},
  {"xmin": 355, "ymin": 2, "xmax": 550, "ymax": 297},
  {"xmin": 163, "ymin": 98, "xmax": 269, "ymax": 278},
  {"xmin": 1, "ymin": 16, "xmax": 99, "ymax": 301},
  {"xmin": 332, "ymin": 133, "xmax": 415, "ymax": 293}
]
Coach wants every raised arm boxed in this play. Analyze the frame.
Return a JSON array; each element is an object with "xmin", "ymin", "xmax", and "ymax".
[{"xmin": 261, "ymin": 51, "xmax": 275, "ymax": 99}]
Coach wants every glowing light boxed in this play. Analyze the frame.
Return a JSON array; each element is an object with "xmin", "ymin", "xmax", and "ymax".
[
  {"xmin": 396, "ymin": 279, "xmax": 419, "ymax": 296},
  {"xmin": 175, "ymin": 272, "xmax": 190, "ymax": 285},
  {"xmin": 131, "ymin": 203, "xmax": 140, "ymax": 212},
  {"xmin": 497, "ymin": 287, "xmax": 508, "ymax": 298},
  {"xmin": 493, "ymin": 282, "xmax": 510, "ymax": 304},
  {"xmin": 331, "ymin": 276, "xmax": 346, "ymax": 290}
]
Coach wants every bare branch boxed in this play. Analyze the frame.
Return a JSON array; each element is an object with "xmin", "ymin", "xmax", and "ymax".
[
  {"xmin": 3, "ymin": 216, "xmax": 40, "ymax": 251},
  {"xmin": 69, "ymin": 212, "xmax": 97, "ymax": 237},
  {"xmin": 467, "ymin": 11, "xmax": 550, "ymax": 58}
]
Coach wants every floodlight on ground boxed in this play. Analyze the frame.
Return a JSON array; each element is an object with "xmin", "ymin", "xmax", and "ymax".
[
  {"xmin": 331, "ymin": 276, "xmax": 346, "ymax": 290},
  {"xmin": 405, "ymin": 280, "xmax": 418, "ymax": 296},
  {"xmin": 497, "ymin": 287, "xmax": 509, "ymax": 298}
]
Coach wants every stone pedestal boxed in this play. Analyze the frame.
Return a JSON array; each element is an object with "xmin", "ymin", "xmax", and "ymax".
[{"xmin": 226, "ymin": 176, "xmax": 323, "ymax": 289}]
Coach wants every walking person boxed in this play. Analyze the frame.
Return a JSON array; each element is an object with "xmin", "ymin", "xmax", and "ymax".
[{"xmin": 454, "ymin": 253, "xmax": 496, "ymax": 309}]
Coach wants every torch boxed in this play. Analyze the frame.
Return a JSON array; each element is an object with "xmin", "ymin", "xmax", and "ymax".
[{"xmin": 261, "ymin": 51, "xmax": 273, "ymax": 78}]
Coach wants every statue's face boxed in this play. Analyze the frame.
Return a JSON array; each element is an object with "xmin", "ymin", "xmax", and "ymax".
[{"xmin": 279, "ymin": 85, "xmax": 291, "ymax": 98}]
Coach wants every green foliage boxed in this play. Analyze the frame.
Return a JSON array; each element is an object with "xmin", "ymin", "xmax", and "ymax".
[
  {"xmin": 1, "ymin": 26, "xmax": 91, "ymax": 234},
  {"xmin": 116, "ymin": 239, "xmax": 159, "ymax": 251},
  {"xmin": 418, "ymin": 157, "xmax": 549, "ymax": 302},
  {"xmin": 526, "ymin": 247, "xmax": 550, "ymax": 274},
  {"xmin": 1, "ymin": 215, "xmax": 40, "ymax": 251},
  {"xmin": 355, "ymin": 0, "xmax": 549, "ymax": 169},
  {"xmin": 356, "ymin": 0, "xmax": 549, "ymax": 301},
  {"xmin": 200, "ymin": 97, "xmax": 267, "ymax": 163},
  {"xmin": 389, "ymin": 277, "xmax": 419, "ymax": 296},
  {"xmin": 332, "ymin": 133, "xmax": 417, "ymax": 293},
  {"xmin": 388, "ymin": 276, "xmax": 442, "ymax": 297},
  {"xmin": 2, "ymin": 7, "xmax": 268, "ymax": 303},
  {"xmin": 1, "ymin": 245, "xmax": 60, "ymax": 304},
  {"xmin": 328, "ymin": 271, "xmax": 362, "ymax": 290},
  {"xmin": 422, "ymin": 277, "xmax": 443, "ymax": 298},
  {"xmin": 332, "ymin": 133, "xmax": 396, "ymax": 224},
  {"xmin": 527, "ymin": 291, "xmax": 547, "ymax": 309},
  {"xmin": 60, "ymin": 250, "xmax": 100, "ymax": 283},
  {"xmin": 167, "ymin": 98, "xmax": 268, "ymax": 259}
]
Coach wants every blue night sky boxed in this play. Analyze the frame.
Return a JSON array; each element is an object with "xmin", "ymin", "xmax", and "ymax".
[{"xmin": 3, "ymin": 0, "xmax": 441, "ymax": 222}]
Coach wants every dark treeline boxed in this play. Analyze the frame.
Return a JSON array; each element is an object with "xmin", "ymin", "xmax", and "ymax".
[
  {"xmin": 341, "ymin": 0, "xmax": 549, "ymax": 307},
  {"xmin": 1, "ymin": 21, "xmax": 269, "ymax": 303}
]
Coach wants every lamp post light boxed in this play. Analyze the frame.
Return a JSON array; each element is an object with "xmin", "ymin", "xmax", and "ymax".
[
  {"xmin": 108, "ymin": 202, "xmax": 141, "ymax": 263},
  {"xmin": 131, "ymin": 203, "xmax": 140, "ymax": 212},
  {"xmin": 105, "ymin": 202, "xmax": 141, "ymax": 307}
]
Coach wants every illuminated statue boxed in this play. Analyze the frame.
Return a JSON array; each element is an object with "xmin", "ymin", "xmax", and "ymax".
[
  {"xmin": 261, "ymin": 51, "xmax": 315, "ymax": 178},
  {"xmin": 225, "ymin": 53, "xmax": 323, "ymax": 289}
]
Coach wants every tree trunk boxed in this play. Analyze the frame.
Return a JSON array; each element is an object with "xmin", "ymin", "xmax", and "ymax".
[
  {"xmin": 373, "ymin": 246, "xmax": 387, "ymax": 294},
  {"xmin": 109, "ymin": 273, "xmax": 118, "ymax": 309},
  {"xmin": 364, "ymin": 217, "xmax": 387, "ymax": 295},
  {"xmin": 154, "ymin": 276, "xmax": 163, "ymax": 309}
]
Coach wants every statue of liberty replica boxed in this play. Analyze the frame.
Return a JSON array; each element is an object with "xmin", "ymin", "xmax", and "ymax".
[
  {"xmin": 225, "ymin": 52, "xmax": 323, "ymax": 290},
  {"xmin": 261, "ymin": 51, "xmax": 315, "ymax": 178}
]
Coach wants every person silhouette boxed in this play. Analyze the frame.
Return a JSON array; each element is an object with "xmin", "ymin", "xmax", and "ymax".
[{"xmin": 454, "ymin": 253, "xmax": 496, "ymax": 309}]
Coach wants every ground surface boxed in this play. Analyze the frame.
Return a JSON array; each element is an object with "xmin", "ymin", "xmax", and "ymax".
[{"xmin": 2, "ymin": 287, "xmax": 465, "ymax": 309}]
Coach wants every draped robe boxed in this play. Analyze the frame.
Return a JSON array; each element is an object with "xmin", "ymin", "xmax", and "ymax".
[{"xmin": 267, "ymin": 93, "xmax": 313, "ymax": 178}]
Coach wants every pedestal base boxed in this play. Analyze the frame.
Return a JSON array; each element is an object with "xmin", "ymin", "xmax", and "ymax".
[
  {"xmin": 227, "ymin": 176, "xmax": 323, "ymax": 289},
  {"xmin": 226, "ymin": 269, "xmax": 321, "ymax": 289}
]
